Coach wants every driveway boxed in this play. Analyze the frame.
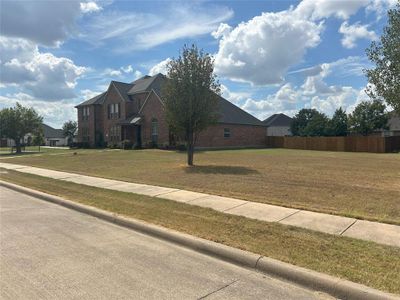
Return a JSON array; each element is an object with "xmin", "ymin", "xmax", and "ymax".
[{"xmin": 0, "ymin": 187, "xmax": 329, "ymax": 299}]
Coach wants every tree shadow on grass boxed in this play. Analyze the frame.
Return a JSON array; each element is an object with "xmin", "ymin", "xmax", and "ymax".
[{"xmin": 184, "ymin": 165, "xmax": 259, "ymax": 175}]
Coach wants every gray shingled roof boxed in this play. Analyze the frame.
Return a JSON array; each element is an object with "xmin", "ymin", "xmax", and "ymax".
[
  {"xmin": 42, "ymin": 124, "xmax": 64, "ymax": 138},
  {"xmin": 128, "ymin": 73, "xmax": 165, "ymax": 94},
  {"xmin": 217, "ymin": 96, "xmax": 264, "ymax": 126},
  {"xmin": 263, "ymin": 113, "xmax": 293, "ymax": 127},
  {"xmin": 75, "ymin": 92, "xmax": 106, "ymax": 107},
  {"xmin": 112, "ymin": 81, "xmax": 134, "ymax": 102}
]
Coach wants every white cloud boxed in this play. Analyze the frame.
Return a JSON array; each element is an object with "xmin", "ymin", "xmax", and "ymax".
[
  {"xmin": 212, "ymin": 0, "xmax": 394, "ymax": 86},
  {"xmin": 295, "ymin": 0, "xmax": 396, "ymax": 21},
  {"xmin": 0, "ymin": 93, "xmax": 78, "ymax": 128},
  {"xmin": 213, "ymin": 9, "xmax": 323, "ymax": 85},
  {"xmin": 100, "ymin": 64, "xmax": 142, "ymax": 80},
  {"xmin": 327, "ymin": 56, "xmax": 372, "ymax": 77},
  {"xmin": 211, "ymin": 23, "xmax": 232, "ymax": 39},
  {"xmin": 81, "ymin": 3, "xmax": 233, "ymax": 52},
  {"xmin": 366, "ymin": 0, "xmax": 398, "ymax": 19},
  {"xmin": 0, "ymin": 37, "xmax": 86, "ymax": 100},
  {"xmin": 220, "ymin": 84, "xmax": 252, "ymax": 105},
  {"xmin": 133, "ymin": 70, "xmax": 143, "ymax": 80},
  {"xmin": 80, "ymin": 1, "xmax": 102, "ymax": 13},
  {"xmin": 149, "ymin": 58, "xmax": 172, "ymax": 76},
  {"xmin": 242, "ymin": 83, "xmax": 299, "ymax": 120},
  {"xmin": 122, "ymin": 65, "xmax": 133, "ymax": 73},
  {"xmin": 0, "ymin": 0, "xmax": 81, "ymax": 47},
  {"xmin": 339, "ymin": 21, "xmax": 378, "ymax": 48},
  {"xmin": 294, "ymin": 0, "xmax": 369, "ymax": 20},
  {"xmin": 103, "ymin": 68, "xmax": 122, "ymax": 77},
  {"xmin": 288, "ymin": 65, "xmax": 324, "ymax": 77},
  {"xmin": 233, "ymin": 56, "xmax": 370, "ymax": 119},
  {"xmin": 80, "ymin": 89, "xmax": 102, "ymax": 100}
]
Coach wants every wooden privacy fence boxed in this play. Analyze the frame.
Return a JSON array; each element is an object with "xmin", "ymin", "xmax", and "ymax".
[{"xmin": 265, "ymin": 136, "xmax": 400, "ymax": 153}]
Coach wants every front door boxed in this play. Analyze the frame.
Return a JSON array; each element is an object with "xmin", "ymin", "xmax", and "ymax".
[{"xmin": 136, "ymin": 125, "xmax": 142, "ymax": 148}]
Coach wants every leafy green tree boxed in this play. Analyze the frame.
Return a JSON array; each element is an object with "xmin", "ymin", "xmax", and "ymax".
[
  {"xmin": 326, "ymin": 107, "xmax": 348, "ymax": 136},
  {"xmin": 33, "ymin": 132, "xmax": 45, "ymax": 146},
  {"xmin": 0, "ymin": 102, "xmax": 43, "ymax": 153},
  {"xmin": 33, "ymin": 130, "xmax": 45, "ymax": 152},
  {"xmin": 365, "ymin": 3, "xmax": 400, "ymax": 113},
  {"xmin": 290, "ymin": 108, "xmax": 328, "ymax": 136},
  {"xmin": 164, "ymin": 44, "xmax": 220, "ymax": 166},
  {"xmin": 62, "ymin": 120, "xmax": 77, "ymax": 146},
  {"xmin": 303, "ymin": 113, "xmax": 329, "ymax": 136},
  {"xmin": 349, "ymin": 100, "xmax": 388, "ymax": 135}
]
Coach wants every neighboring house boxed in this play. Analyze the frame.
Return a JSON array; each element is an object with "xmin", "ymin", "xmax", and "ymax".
[
  {"xmin": 41, "ymin": 124, "xmax": 68, "ymax": 146},
  {"xmin": 381, "ymin": 112, "xmax": 400, "ymax": 136},
  {"xmin": 1, "ymin": 124, "xmax": 67, "ymax": 147},
  {"xmin": 75, "ymin": 73, "xmax": 266, "ymax": 148},
  {"xmin": 263, "ymin": 113, "xmax": 293, "ymax": 136}
]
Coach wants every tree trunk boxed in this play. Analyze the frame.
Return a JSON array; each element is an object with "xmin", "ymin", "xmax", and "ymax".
[
  {"xmin": 187, "ymin": 133, "xmax": 194, "ymax": 166},
  {"xmin": 15, "ymin": 139, "xmax": 22, "ymax": 154}
]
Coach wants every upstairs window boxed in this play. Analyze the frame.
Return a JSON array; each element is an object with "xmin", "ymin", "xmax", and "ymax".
[
  {"xmin": 108, "ymin": 103, "xmax": 121, "ymax": 119},
  {"xmin": 224, "ymin": 128, "xmax": 231, "ymax": 138},
  {"xmin": 82, "ymin": 107, "xmax": 90, "ymax": 121}
]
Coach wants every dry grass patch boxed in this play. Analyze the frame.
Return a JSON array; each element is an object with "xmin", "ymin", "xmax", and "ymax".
[{"xmin": 5, "ymin": 148, "xmax": 400, "ymax": 224}]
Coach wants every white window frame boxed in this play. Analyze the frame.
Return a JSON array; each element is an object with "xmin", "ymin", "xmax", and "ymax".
[{"xmin": 224, "ymin": 128, "xmax": 231, "ymax": 138}]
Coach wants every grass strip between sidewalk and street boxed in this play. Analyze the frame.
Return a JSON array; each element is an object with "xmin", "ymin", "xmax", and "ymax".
[{"xmin": 1, "ymin": 168, "xmax": 399, "ymax": 295}]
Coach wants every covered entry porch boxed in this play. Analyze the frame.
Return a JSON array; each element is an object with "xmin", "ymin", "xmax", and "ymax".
[{"xmin": 118, "ymin": 116, "xmax": 142, "ymax": 148}]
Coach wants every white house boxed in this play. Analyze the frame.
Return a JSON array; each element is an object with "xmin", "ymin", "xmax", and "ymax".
[
  {"xmin": 383, "ymin": 112, "xmax": 400, "ymax": 136},
  {"xmin": 41, "ymin": 124, "xmax": 68, "ymax": 146},
  {"xmin": 0, "ymin": 124, "xmax": 68, "ymax": 147},
  {"xmin": 263, "ymin": 113, "xmax": 293, "ymax": 136}
]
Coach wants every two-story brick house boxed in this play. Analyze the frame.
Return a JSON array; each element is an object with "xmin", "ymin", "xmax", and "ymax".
[{"xmin": 75, "ymin": 73, "xmax": 266, "ymax": 148}]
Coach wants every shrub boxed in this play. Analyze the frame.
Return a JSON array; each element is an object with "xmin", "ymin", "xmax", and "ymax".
[{"xmin": 121, "ymin": 139, "xmax": 133, "ymax": 150}]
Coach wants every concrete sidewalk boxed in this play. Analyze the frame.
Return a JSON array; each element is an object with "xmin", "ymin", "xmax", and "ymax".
[{"xmin": 1, "ymin": 162, "xmax": 399, "ymax": 248}]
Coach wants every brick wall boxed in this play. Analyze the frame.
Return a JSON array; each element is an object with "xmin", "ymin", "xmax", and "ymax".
[
  {"xmin": 139, "ymin": 92, "xmax": 169, "ymax": 146},
  {"xmin": 126, "ymin": 92, "xmax": 147, "ymax": 117},
  {"xmin": 77, "ymin": 87, "xmax": 268, "ymax": 149},
  {"xmin": 196, "ymin": 124, "xmax": 266, "ymax": 148},
  {"xmin": 77, "ymin": 105, "xmax": 97, "ymax": 146},
  {"xmin": 102, "ymin": 84, "xmax": 125, "ymax": 145}
]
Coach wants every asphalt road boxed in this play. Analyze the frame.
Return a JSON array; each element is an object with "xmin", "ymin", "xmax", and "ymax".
[{"xmin": 0, "ymin": 186, "xmax": 331, "ymax": 299}]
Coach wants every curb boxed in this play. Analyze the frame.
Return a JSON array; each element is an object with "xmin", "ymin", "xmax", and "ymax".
[{"xmin": 1, "ymin": 180, "xmax": 398, "ymax": 300}]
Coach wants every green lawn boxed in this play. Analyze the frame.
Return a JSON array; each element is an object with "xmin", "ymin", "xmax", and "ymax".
[
  {"xmin": 4, "ymin": 148, "xmax": 400, "ymax": 224},
  {"xmin": 1, "ymin": 169, "xmax": 399, "ymax": 295}
]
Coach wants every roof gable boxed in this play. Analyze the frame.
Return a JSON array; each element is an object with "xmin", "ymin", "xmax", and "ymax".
[
  {"xmin": 138, "ymin": 90, "xmax": 165, "ymax": 114},
  {"xmin": 128, "ymin": 73, "xmax": 165, "ymax": 95},
  {"xmin": 217, "ymin": 96, "xmax": 264, "ymax": 126},
  {"xmin": 111, "ymin": 81, "xmax": 134, "ymax": 102},
  {"xmin": 42, "ymin": 124, "xmax": 64, "ymax": 138},
  {"xmin": 75, "ymin": 92, "xmax": 106, "ymax": 107},
  {"xmin": 263, "ymin": 113, "xmax": 292, "ymax": 127}
]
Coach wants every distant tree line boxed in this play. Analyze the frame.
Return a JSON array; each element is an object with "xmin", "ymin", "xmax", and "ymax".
[{"xmin": 290, "ymin": 100, "xmax": 389, "ymax": 137}]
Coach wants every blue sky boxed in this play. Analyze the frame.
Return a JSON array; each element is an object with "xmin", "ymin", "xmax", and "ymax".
[{"xmin": 0, "ymin": 0, "xmax": 396, "ymax": 128}]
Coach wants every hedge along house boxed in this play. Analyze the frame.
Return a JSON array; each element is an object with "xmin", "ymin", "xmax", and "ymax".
[{"xmin": 75, "ymin": 73, "xmax": 266, "ymax": 148}]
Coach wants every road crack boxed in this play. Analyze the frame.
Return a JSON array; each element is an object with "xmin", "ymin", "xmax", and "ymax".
[{"xmin": 197, "ymin": 279, "xmax": 239, "ymax": 299}]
